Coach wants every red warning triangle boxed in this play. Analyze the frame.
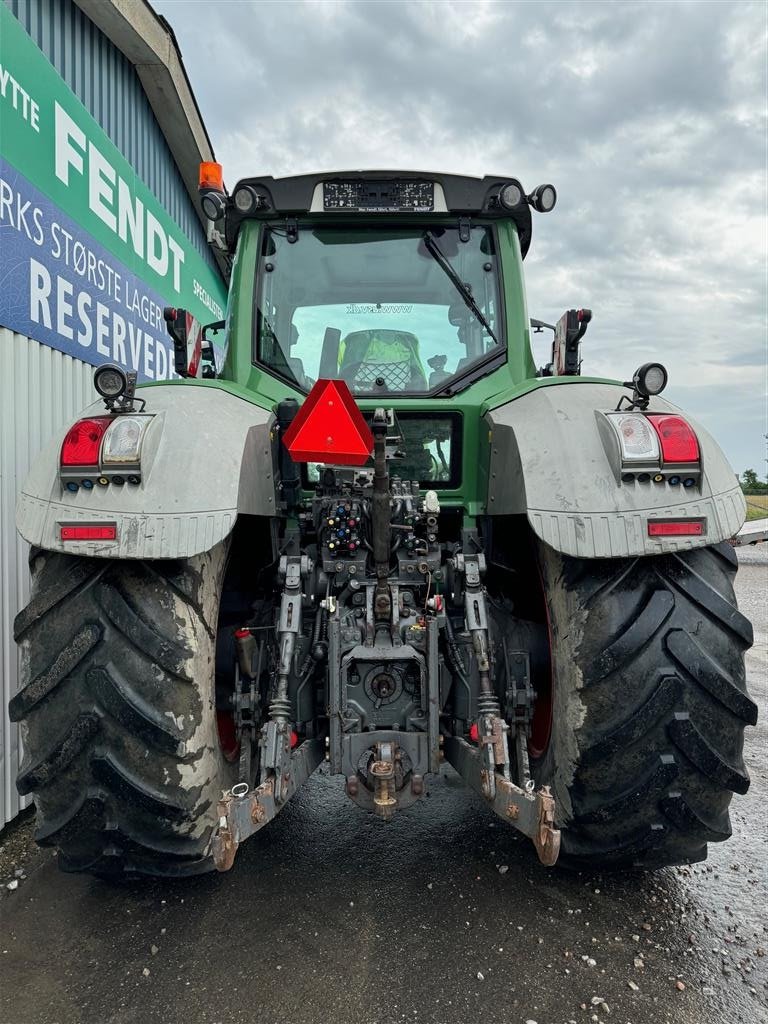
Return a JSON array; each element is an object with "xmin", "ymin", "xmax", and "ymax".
[{"xmin": 282, "ymin": 379, "xmax": 374, "ymax": 466}]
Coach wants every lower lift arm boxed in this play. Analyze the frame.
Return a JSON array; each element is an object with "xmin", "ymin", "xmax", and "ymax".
[
  {"xmin": 443, "ymin": 734, "xmax": 560, "ymax": 866},
  {"xmin": 443, "ymin": 550, "xmax": 561, "ymax": 866}
]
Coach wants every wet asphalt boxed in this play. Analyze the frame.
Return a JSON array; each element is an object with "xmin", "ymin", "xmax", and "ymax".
[{"xmin": 0, "ymin": 547, "xmax": 766, "ymax": 1024}]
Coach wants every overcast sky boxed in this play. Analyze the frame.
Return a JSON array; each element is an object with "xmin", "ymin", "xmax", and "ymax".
[{"xmin": 155, "ymin": 0, "xmax": 767, "ymax": 477}]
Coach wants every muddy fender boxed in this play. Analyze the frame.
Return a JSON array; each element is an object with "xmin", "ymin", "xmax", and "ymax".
[
  {"xmin": 485, "ymin": 381, "xmax": 744, "ymax": 558},
  {"xmin": 16, "ymin": 384, "xmax": 275, "ymax": 559}
]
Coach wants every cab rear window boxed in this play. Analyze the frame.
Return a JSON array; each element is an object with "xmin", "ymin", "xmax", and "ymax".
[
  {"xmin": 256, "ymin": 225, "xmax": 502, "ymax": 395},
  {"xmin": 303, "ymin": 412, "xmax": 462, "ymax": 489}
]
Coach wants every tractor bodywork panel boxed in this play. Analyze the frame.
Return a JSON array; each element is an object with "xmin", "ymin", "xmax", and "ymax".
[
  {"xmin": 485, "ymin": 381, "xmax": 745, "ymax": 558},
  {"xmin": 16, "ymin": 386, "xmax": 274, "ymax": 559}
]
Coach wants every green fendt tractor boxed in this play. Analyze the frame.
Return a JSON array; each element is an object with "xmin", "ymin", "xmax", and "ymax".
[{"xmin": 12, "ymin": 169, "xmax": 756, "ymax": 877}]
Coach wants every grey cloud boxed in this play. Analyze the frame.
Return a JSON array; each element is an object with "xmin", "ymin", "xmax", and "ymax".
[{"xmin": 179, "ymin": 1, "xmax": 763, "ymax": 165}]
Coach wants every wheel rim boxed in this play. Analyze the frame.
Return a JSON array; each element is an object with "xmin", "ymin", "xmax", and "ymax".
[
  {"xmin": 214, "ymin": 628, "xmax": 241, "ymax": 763},
  {"xmin": 528, "ymin": 680, "xmax": 553, "ymax": 759},
  {"xmin": 216, "ymin": 710, "xmax": 240, "ymax": 762}
]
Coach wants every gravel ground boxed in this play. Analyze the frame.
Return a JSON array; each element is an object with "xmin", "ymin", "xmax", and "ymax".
[{"xmin": 1, "ymin": 547, "xmax": 765, "ymax": 1024}]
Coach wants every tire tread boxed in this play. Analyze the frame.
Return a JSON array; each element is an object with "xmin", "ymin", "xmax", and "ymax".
[
  {"xmin": 537, "ymin": 542, "xmax": 755, "ymax": 870},
  {"xmin": 11, "ymin": 549, "xmax": 230, "ymax": 877}
]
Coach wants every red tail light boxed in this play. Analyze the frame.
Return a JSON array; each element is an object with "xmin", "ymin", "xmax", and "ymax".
[
  {"xmin": 60, "ymin": 417, "xmax": 111, "ymax": 466},
  {"xmin": 647, "ymin": 415, "xmax": 699, "ymax": 463},
  {"xmin": 648, "ymin": 519, "xmax": 705, "ymax": 537},
  {"xmin": 60, "ymin": 524, "xmax": 117, "ymax": 541}
]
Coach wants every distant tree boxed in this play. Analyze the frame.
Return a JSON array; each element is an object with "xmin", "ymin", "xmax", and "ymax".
[
  {"xmin": 741, "ymin": 469, "xmax": 768, "ymax": 494},
  {"xmin": 742, "ymin": 469, "xmax": 759, "ymax": 490}
]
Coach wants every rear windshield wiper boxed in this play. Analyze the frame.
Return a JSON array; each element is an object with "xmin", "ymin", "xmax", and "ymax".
[{"xmin": 423, "ymin": 232, "xmax": 499, "ymax": 346}]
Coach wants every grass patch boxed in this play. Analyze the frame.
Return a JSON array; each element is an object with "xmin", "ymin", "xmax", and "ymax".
[{"xmin": 744, "ymin": 493, "xmax": 768, "ymax": 521}]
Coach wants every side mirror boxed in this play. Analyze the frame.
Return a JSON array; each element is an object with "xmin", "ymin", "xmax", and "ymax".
[
  {"xmin": 163, "ymin": 307, "xmax": 203, "ymax": 378},
  {"xmin": 201, "ymin": 320, "xmax": 225, "ymax": 379}
]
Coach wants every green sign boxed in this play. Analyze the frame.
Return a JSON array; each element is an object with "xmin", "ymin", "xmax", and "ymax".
[{"xmin": 0, "ymin": 5, "xmax": 227, "ymax": 380}]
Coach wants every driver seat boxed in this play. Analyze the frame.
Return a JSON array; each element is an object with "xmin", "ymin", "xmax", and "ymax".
[{"xmin": 338, "ymin": 330, "xmax": 427, "ymax": 391}]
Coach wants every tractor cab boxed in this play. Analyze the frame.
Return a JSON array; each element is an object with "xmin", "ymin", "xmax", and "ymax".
[{"xmin": 194, "ymin": 168, "xmax": 557, "ymax": 400}]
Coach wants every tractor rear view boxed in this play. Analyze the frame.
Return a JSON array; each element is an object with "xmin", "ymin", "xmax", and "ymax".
[{"xmin": 12, "ymin": 169, "xmax": 756, "ymax": 877}]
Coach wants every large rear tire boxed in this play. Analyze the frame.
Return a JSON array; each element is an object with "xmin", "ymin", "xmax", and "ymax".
[
  {"xmin": 532, "ymin": 541, "xmax": 757, "ymax": 869},
  {"xmin": 10, "ymin": 543, "xmax": 236, "ymax": 877}
]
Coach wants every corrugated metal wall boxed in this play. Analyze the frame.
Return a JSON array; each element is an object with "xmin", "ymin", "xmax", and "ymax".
[
  {"xmin": 0, "ymin": 331, "xmax": 95, "ymax": 825},
  {"xmin": 0, "ymin": 1, "xmax": 215, "ymax": 826},
  {"xmin": 4, "ymin": 0, "xmax": 217, "ymax": 271}
]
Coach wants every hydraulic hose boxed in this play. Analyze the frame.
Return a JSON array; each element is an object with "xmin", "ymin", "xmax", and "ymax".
[{"xmin": 443, "ymin": 614, "xmax": 470, "ymax": 689}]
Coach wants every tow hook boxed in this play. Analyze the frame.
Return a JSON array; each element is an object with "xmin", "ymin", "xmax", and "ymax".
[{"xmin": 369, "ymin": 740, "xmax": 398, "ymax": 821}]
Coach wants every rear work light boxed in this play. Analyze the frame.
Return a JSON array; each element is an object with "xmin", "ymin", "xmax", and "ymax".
[
  {"xmin": 60, "ymin": 417, "xmax": 111, "ymax": 466},
  {"xmin": 648, "ymin": 519, "xmax": 705, "ymax": 537},
  {"xmin": 60, "ymin": 524, "xmax": 117, "ymax": 541},
  {"xmin": 647, "ymin": 415, "xmax": 700, "ymax": 463}
]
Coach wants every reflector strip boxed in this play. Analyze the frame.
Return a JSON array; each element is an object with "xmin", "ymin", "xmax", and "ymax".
[
  {"xmin": 648, "ymin": 520, "xmax": 705, "ymax": 537},
  {"xmin": 60, "ymin": 524, "xmax": 117, "ymax": 541}
]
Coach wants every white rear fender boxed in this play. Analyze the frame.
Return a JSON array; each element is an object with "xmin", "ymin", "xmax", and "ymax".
[
  {"xmin": 16, "ymin": 385, "xmax": 276, "ymax": 559},
  {"xmin": 485, "ymin": 381, "xmax": 744, "ymax": 558}
]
